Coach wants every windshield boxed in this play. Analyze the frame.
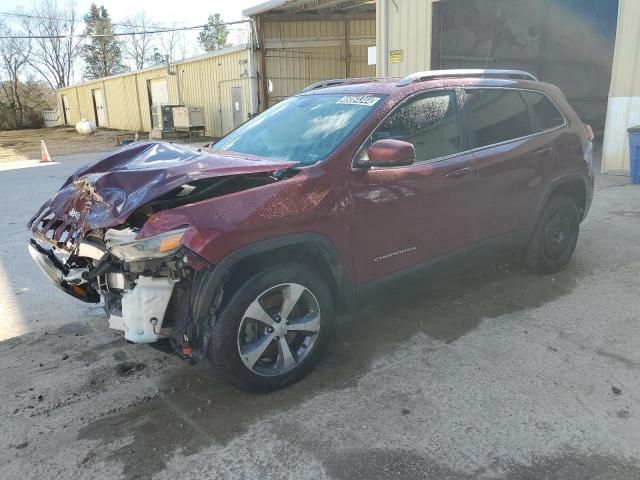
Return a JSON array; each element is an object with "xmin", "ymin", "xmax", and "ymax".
[{"xmin": 213, "ymin": 93, "xmax": 386, "ymax": 166}]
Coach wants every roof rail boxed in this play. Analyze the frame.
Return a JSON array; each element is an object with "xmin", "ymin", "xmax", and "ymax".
[
  {"xmin": 397, "ymin": 69, "xmax": 538, "ymax": 87},
  {"xmin": 302, "ymin": 77, "xmax": 387, "ymax": 92}
]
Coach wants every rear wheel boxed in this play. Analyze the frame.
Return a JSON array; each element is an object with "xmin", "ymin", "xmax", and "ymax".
[
  {"xmin": 524, "ymin": 194, "xmax": 580, "ymax": 274},
  {"xmin": 209, "ymin": 264, "xmax": 333, "ymax": 392}
]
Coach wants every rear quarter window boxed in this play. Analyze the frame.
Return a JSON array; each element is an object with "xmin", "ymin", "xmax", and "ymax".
[
  {"xmin": 464, "ymin": 89, "xmax": 533, "ymax": 149},
  {"xmin": 520, "ymin": 91, "xmax": 566, "ymax": 132}
]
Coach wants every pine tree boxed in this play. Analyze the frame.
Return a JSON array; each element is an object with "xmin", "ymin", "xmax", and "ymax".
[
  {"xmin": 82, "ymin": 4, "xmax": 128, "ymax": 79},
  {"xmin": 198, "ymin": 14, "xmax": 229, "ymax": 52}
]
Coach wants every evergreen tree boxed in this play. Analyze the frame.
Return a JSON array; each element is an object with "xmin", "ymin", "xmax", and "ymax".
[
  {"xmin": 82, "ymin": 4, "xmax": 127, "ymax": 79},
  {"xmin": 198, "ymin": 14, "xmax": 229, "ymax": 52},
  {"xmin": 151, "ymin": 47, "xmax": 165, "ymax": 66}
]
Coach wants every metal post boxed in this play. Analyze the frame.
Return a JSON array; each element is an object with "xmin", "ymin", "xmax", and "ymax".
[
  {"xmin": 255, "ymin": 17, "xmax": 269, "ymax": 112},
  {"xmin": 380, "ymin": 0, "xmax": 389, "ymax": 77}
]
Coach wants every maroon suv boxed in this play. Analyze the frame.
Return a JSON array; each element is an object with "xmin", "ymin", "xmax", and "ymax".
[{"xmin": 28, "ymin": 69, "xmax": 594, "ymax": 391}]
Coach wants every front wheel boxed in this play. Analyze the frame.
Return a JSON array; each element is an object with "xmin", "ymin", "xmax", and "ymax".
[
  {"xmin": 524, "ymin": 194, "xmax": 580, "ymax": 274},
  {"xmin": 209, "ymin": 264, "xmax": 334, "ymax": 392}
]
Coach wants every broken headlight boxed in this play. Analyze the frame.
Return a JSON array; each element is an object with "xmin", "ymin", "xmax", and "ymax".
[{"xmin": 109, "ymin": 227, "xmax": 188, "ymax": 262}]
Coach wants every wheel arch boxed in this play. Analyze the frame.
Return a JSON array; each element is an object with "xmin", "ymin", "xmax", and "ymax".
[
  {"xmin": 537, "ymin": 173, "xmax": 589, "ymax": 224},
  {"xmin": 191, "ymin": 233, "xmax": 355, "ymax": 326}
]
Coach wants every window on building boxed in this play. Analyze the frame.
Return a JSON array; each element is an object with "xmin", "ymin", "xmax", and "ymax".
[
  {"xmin": 464, "ymin": 89, "xmax": 532, "ymax": 148},
  {"xmin": 371, "ymin": 90, "xmax": 461, "ymax": 163},
  {"xmin": 521, "ymin": 91, "xmax": 565, "ymax": 132}
]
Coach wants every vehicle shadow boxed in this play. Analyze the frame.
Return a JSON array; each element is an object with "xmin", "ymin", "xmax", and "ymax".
[{"xmin": 78, "ymin": 254, "xmax": 578, "ymax": 478}]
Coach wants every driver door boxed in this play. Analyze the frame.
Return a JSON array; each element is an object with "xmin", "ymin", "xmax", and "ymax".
[{"xmin": 349, "ymin": 89, "xmax": 479, "ymax": 285}]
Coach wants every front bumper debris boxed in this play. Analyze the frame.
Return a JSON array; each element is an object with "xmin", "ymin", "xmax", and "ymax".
[{"xmin": 27, "ymin": 240, "xmax": 99, "ymax": 303}]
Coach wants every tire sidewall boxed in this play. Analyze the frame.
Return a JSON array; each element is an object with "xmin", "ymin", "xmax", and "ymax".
[
  {"xmin": 526, "ymin": 195, "xmax": 580, "ymax": 274},
  {"xmin": 209, "ymin": 264, "xmax": 334, "ymax": 392}
]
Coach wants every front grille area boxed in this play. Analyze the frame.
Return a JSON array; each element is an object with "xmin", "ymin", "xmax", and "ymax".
[{"xmin": 28, "ymin": 203, "xmax": 84, "ymax": 252}]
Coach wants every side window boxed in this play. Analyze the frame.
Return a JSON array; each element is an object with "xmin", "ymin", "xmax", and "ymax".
[
  {"xmin": 520, "ymin": 91, "xmax": 565, "ymax": 132},
  {"xmin": 464, "ymin": 89, "xmax": 532, "ymax": 148},
  {"xmin": 371, "ymin": 90, "xmax": 461, "ymax": 163}
]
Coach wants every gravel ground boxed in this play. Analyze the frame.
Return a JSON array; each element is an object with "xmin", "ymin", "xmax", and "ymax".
[
  {"xmin": 0, "ymin": 127, "xmax": 119, "ymax": 163},
  {"xmin": 1, "ymin": 151, "xmax": 639, "ymax": 479}
]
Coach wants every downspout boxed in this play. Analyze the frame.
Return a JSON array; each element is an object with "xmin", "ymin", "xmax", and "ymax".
[
  {"xmin": 247, "ymin": 43, "xmax": 259, "ymax": 116},
  {"xmin": 74, "ymin": 87, "xmax": 82, "ymax": 122},
  {"xmin": 380, "ymin": 0, "xmax": 389, "ymax": 77},
  {"xmin": 101, "ymin": 80, "xmax": 110, "ymax": 127},
  {"xmin": 344, "ymin": 19, "xmax": 351, "ymax": 78},
  {"xmin": 133, "ymin": 74, "xmax": 144, "ymax": 131}
]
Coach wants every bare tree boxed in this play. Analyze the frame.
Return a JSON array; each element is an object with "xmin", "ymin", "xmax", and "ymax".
[
  {"xmin": 0, "ymin": 21, "xmax": 32, "ymax": 126},
  {"xmin": 23, "ymin": 0, "xmax": 83, "ymax": 89},
  {"xmin": 158, "ymin": 24, "xmax": 188, "ymax": 62},
  {"xmin": 119, "ymin": 11, "xmax": 156, "ymax": 70}
]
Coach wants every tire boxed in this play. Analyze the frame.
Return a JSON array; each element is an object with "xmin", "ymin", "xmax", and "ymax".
[
  {"xmin": 208, "ymin": 264, "xmax": 334, "ymax": 392},
  {"xmin": 524, "ymin": 194, "xmax": 580, "ymax": 274}
]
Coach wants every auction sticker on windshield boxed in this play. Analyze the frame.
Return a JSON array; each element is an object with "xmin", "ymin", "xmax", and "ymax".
[{"xmin": 336, "ymin": 95, "xmax": 381, "ymax": 106}]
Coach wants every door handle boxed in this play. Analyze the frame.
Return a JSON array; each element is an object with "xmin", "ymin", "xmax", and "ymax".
[
  {"xmin": 534, "ymin": 147, "xmax": 553, "ymax": 157},
  {"xmin": 445, "ymin": 167, "xmax": 473, "ymax": 179}
]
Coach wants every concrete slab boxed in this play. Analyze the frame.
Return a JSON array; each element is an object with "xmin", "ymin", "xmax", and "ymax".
[{"xmin": 1, "ymin": 151, "xmax": 639, "ymax": 479}]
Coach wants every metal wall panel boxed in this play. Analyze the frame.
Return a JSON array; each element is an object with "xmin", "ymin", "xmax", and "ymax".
[
  {"xmin": 378, "ymin": 0, "xmax": 432, "ymax": 77},
  {"xmin": 603, "ymin": 0, "xmax": 640, "ymax": 173},
  {"xmin": 263, "ymin": 18, "xmax": 375, "ymax": 104}
]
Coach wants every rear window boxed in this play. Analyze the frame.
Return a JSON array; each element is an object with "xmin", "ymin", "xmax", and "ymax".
[
  {"xmin": 464, "ymin": 89, "xmax": 532, "ymax": 149},
  {"xmin": 520, "ymin": 91, "xmax": 565, "ymax": 132}
]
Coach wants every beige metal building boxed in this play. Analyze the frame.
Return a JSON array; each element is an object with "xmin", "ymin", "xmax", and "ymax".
[
  {"xmin": 374, "ymin": 0, "xmax": 636, "ymax": 175},
  {"xmin": 243, "ymin": 0, "xmax": 375, "ymax": 107},
  {"xmin": 57, "ymin": 45, "xmax": 255, "ymax": 138},
  {"xmin": 57, "ymin": 0, "xmax": 376, "ymax": 139}
]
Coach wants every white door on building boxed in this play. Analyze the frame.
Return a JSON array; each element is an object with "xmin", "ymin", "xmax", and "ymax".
[
  {"xmin": 231, "ymin": 87, "xmax": 244, "ymax": 129},
  {"xmin": 149, "ymin": 78, "xmax": 169, "ymax": 105},
  {"xmin": 92, "ymin": 89, "xmax": 107, "ymax": 127},
  {"xmin": 61, "ymin": 95, "xmax": 71, "ymax": 124}
]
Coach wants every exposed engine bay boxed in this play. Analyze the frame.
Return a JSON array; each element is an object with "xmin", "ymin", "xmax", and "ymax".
[
  {"xmin": 26, "ymin": 141, "xmax": 298, "ymax": 352},
  {"xmin": 29, "ymin": 218, "xmax": 199, "ymax": 344}
]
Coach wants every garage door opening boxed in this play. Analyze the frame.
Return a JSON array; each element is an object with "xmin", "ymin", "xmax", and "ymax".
[{"xmin": 431, "ymin": 0, "xmax": 619, "ymax": 134}]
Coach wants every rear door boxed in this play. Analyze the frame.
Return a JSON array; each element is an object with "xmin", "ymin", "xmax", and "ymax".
[
  {"xmin": 61, "ymin": 95, "xmax": 71, "ymax": 124},
  {"xmin": 149, "ymin": 78, "xmax": 169, "ymax": 106},
  {"xmin": 92, "ymin": 89, "xmax": 107, "ymax": 127},
  {"xmin": 462, "ymin": 88, "xmax": 560, "ymax": 243},
  {"xmin": 350, "ymin": 89, "xmax": 479, "ymax": 285},
  {"xmin": 231, "ymin": 87, "xmax": 244, "ymax": 128}
]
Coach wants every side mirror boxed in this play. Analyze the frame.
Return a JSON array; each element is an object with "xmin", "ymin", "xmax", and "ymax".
[{"xmin": 359, "ymin": 139, "xmax": 416, "ymax": 168}]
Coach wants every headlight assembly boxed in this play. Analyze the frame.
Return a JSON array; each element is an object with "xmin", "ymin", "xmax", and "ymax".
[{"xmin": 109, "ymin": 228, "xmax": 188, "ymax": 262}]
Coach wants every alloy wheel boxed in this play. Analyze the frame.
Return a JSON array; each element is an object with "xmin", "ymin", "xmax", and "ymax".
[{"xmin": 237, "ymin": 283, "xmax": 321, "ymax": 377}]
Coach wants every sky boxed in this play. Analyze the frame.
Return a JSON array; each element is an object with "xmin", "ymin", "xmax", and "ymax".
[
  {"xmin": 0, "ymin": 0, "xmax": 264, "ymax": 55},
  {"xmin": 0, "ymin": 0, "xmax": 266, "ymax": 81},
  {"xmin": 0, "ymin": 0, "xmax": 262, "ymax": 25}
]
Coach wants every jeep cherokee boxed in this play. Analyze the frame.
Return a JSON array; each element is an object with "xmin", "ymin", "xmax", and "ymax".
[{"xmin": 27, "ymin": 69, "xmax": 594, "ymax": 392}]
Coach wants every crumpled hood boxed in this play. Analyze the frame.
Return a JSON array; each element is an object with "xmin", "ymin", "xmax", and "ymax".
[{"xmin": 28, "ymin": 141, "xmax": 296, "ymax": 244}]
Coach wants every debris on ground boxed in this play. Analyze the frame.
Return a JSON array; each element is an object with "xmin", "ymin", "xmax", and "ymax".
[{"xmin": 115, "ymin": 362, "xmax": 146, "ymax": 377}]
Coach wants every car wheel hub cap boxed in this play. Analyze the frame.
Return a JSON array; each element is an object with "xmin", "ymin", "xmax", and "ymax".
[
  {"xmin": 544, "ymin": 212, "xmax": 571, "ymax": 260},
  {"xmin": 237, "ymin": 283, "xmax": 321, "ymax": 377}
]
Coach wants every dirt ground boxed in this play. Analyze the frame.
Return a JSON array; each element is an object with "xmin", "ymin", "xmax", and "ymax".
[{"xmin": 0, "ymin": 127, "xmax": 127, "ymax": 162}]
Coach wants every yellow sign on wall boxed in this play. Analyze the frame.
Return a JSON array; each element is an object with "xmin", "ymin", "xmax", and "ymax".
[{"xmin": 389, "ymin": 50, "xmax": 403, "ymax": 64}]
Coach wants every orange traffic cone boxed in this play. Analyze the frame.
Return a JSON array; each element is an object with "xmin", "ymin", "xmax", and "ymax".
[{"xmin": 40, "ymin": 140, "xmax": 52, "ymax": 163}]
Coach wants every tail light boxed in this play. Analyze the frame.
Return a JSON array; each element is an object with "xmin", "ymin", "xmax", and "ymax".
[{"xmin": 584, "ymin": 124, "xmax": 594, "ymax": 142}]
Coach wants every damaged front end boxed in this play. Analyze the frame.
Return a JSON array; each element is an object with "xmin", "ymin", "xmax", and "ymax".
[
  {"xmin": 28, "ymin": 217, "xmax": 203, "ymax": 344},
  {"xmin": 27, "ymin": 141, "xmax": 297, "ymax": 348}
]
